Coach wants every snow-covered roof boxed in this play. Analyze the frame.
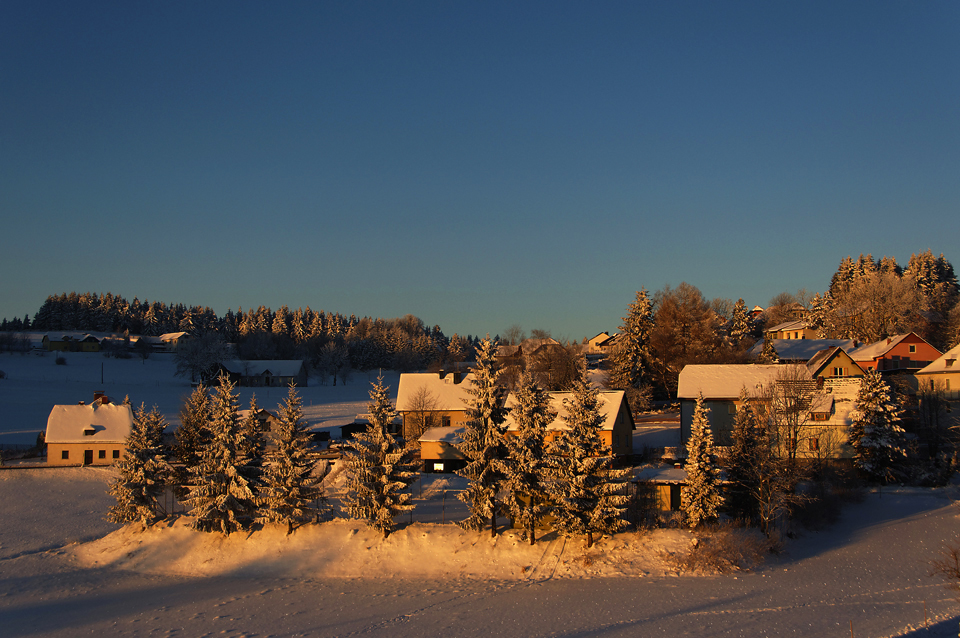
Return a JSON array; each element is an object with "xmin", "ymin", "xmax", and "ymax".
[
  {"xmin": 847, "ymin": 333, "xmax": 936, "ymax": 362},
  {"xmin": 396, "ymin": 373, "xmax": 475, "ymax": 412},
  {"xmin": 221, "ymin": 360, "xmax": 305, "ymax": 377},
  {"xmin": 677, "ymin": 365, "xmax": 785, "ymax": 400},
  {"xmin": 916, "ymin": 343, "xmax": 960, "ymax": 375},
  {"xmin": 45, "ymin": 402, "xmax": 133, "ymax": 444},
  {"xmin": 418, "ymin": 426, "xmax": 466, "ymax": 444},
  {"xmin": 502, "ymin": 390, "xmax": 630, "ymax": 432},
  {"xmin": 767, "ymin": 320, "xmax": 810, "ymax": 333},
  {"xmin": 748, "ymin": 339, "xmax": 856, "ymax": 361},
  {"xmin": 159, "ymin": 332, "xmax": 189, "ymax": 341},
  {"xmin": 633, "ymin": 466, "xmax": 687, "ymax": 484}
]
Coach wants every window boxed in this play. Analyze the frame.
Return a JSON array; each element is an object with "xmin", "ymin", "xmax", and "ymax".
[
  {"xmin": 909, "ymin": 345, "xmax": 917, "ymax": 353},
  {"xmin": 441, "ymin": 415, "xmax": 451, "ymax": 427},
  {"xmin": 112, "ymin": 450, "xmax": 120, "ymax": 459},
  {"xmin": 98, "ymin": 450, "xmax": 106, "ymax": 459},
  {"xmin": 948, "ymin": 379, "xmax": 952, "ymax": 391},
  {"xmin": 834, "ymin": 367, "xmax": 844, "ymax": 377},
  {"xmin": 809, "ymin": 438, "xmax": 820, "ymax": 451},
  {"xmin": 946, "ymin": 359, "xmax": 955, "ymax": 368},
  {"xmin": 727, "ymin": 404, "xmax": 736, "ymax": 414},
  {"xmin": 813, "ymin": 412, "xmax": 829, "ymax": 421},
  {"xmin": 433, "ymin": 463, "xmax": 444, "ymax": 472},
  {"xmin": 61, "ymin": 450, "xmax": 69, "ymax": 460}
]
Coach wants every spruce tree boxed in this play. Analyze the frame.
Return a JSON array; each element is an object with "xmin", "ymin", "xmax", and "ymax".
[
  {"xmin": 546, "ymin": 362, "xmax": 630, "ymax": 548},
  {"xmin": 257, "ymin": 384, "xmax": 327, "ymax": 534},
  {"xmin": 502, "ymin": 370, "xmax": 554, "ymax": 545},
  {"xmin": 607, "ymin": 289, "xmax": 654, "ymax": 413},
  {"xmin": 757, "ymin": 334, "xmax": 779, "ymax": 364},
  {"xmin": 729, "ymin": 298, "xmax": 751, "ymax": 347},
  {"xmin": 848, "ymin": 370, "xmax": 906, "ymax": 483},
  {"xmin": 724, "ymin": 390, "xmax": 763, "ymax": 523},
  {"xmin": 184, "ymin": 374, "xmax": 256, "ymax": 534},
  {"xmin": 173, "ymin": 384, "xmax": 210, "ymax": 492},
  {"xmin": 682, "ymin": 394, "xmax": 724, "ymax": 528},
  {"xmin": 455, "ymin": 337, "xmax": 509, "ymax": 536},
  {"xmin": 108, "ymin": 404, "xmax": 170, "ymax": 525},
  {"xmin": 342, "ymin": 375, "xmax": 418, "ymax": 537}
]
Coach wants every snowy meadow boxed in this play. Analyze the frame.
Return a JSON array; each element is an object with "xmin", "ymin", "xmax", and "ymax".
[{"xmin": 1, "ymin": 352, "xmax": 960, "ymax": 636}]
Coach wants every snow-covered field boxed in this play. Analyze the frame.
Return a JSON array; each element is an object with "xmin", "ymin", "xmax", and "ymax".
[
  {"xmin": 0, "ymin": 352, "xmax": 395, "ymax": 445},
  {"xmin": 2, "ymin": 351, "xmax": 960, "ymax": 636}
]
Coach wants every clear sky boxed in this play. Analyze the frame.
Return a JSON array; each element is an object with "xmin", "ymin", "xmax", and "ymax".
[{"xmin": 2, "ymin": 1, "xmax": 958, "ymax": 341}]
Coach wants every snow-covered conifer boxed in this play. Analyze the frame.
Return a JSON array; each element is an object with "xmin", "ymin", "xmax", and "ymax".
[
  {"xmin": 456, "ymin": 337, "xmax": 509, "ymax": 536},
  {"xmin": 757, "ymin": 334, "xmax": 779, "ymax": 364},
  {"xmin": 257, "ymin": 384, "xmax": 327, "ymax": 534},
  {"xmin": 184, "ymin": 374, "xmax": 256, "ymax": 534},
  {"xmin": 173, "ymin": 384, "xmax": 210, "ymax": 486},
  {"xmin": 729, "ymin": 298, "xmax": 750, "ymax": 346},
  {"xmin": 502, "ymin": 370, "xmax": 554, "ymax": 544},
  {"xmin": 682, "ymin": 394, "xmax": 724, "ymax": 528},
  {"xmin": 607, "ymin": 289, "xmax": 654, "ymax": 412},
  {"xmin": 724, "ymin": 390, "xmax": 763, "ymax": 523},
  {"xmin": 546, "ymin": 361, "xmax": 630, "ymax": 548},
  {"xmin": 108, "ymin": 404, "xmax": 170, "ymax": 525},
  {"xmin": 342, "ymin": 375, "xmax": 417, "ymax": 537},
  {"xmin": 848, "ymin": 370, "xmax": 906, "ymax": 483}
]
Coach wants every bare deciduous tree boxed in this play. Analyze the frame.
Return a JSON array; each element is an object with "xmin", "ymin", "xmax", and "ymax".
[{"xmin": 404, "ymin": 385, "xmax": 438, "ymax": 444}]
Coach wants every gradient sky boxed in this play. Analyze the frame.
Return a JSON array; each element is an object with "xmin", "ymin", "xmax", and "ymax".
[{"xmin": 2, "ymin": 1, "xmax": 958, "ymax": 341}]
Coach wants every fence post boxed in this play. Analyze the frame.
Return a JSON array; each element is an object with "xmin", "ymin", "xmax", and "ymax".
[{"xmin": 442, "ymin": 490, "xmax": 446, "ymax": 525}]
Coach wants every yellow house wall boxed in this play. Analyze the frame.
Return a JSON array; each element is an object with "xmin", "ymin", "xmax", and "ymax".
[
  {"xmin": 47, "ymin": 443, "xmax": 126, "ymax": 466},
  {"xmin": 419, "ymin": 440, "xmax": 465, "ymax": 461},
  {"xmin": 402, "ymin": 410, "xmax": 468, "ymax": 439}
]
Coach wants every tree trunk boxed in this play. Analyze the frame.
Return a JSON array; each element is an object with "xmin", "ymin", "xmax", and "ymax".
[{"xmin": 586, "ymin": 531, "xmax": 594, "ymax": 548}]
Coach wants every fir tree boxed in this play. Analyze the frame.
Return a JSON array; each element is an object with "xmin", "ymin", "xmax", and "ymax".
[
  {"xmin": 757, "ymin": 334, "xmax": 779, "ymax": 364},
  {"xmin": 108, "ymin": 404, "xmax": 170, "ymax": 525},
  {"xmin": 173, "ymin": 384, "xmax": 210, "ymax": 493},
  {"xmin": 724, "ymin": 390, "xmax": 763, "ymax": 523},
  {"xmin": 607, "ymin": 289, "xmax": 654, "ymax": 413},
  {"xmin": 682, "ymin": 394, "xmax": 724, "ymax": 528},
  {"xmin": 257, "ymin": 384, "xmax": 327, "ymax": 534},
  {"xmin": 184, "ymin": 374, "xmax": 256, "ymax": 534},
  {"xmin": 848, "ymin": 370, "xmax": 906, "ymax": 483},
  {"xmin": 546, "ymin": 361, "xmax": 630, "ymax": 548},
  {"xmin": 342, "ymin": 375, "xmax": 418, "ymax": 537},
  {"xmin": 502, "ymin": 370, "xmax": 554, "ymax": 545},
  {"xmin": 455, "ymin": 337, "xmax": 509, "ymax": 536},
  {"xmin": 729, "ymin": 298, "xmax": 751, "ymax": 347},
  {"xmin": 240, "ymin": 393, "xmax": 268, "ymax": 500}
]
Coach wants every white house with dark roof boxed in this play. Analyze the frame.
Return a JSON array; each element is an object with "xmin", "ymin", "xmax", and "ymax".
[{"xmin": 46, "ymin": 395, "xmax": 133, "ymax": 466}]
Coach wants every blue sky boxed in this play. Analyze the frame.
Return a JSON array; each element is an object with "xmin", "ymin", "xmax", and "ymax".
[{"xmin": 2, "ymin": 1, "xmax": 958, "ymax": 341}]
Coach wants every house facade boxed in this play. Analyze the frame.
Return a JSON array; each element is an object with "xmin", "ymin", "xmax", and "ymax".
[
  {"xmin": 806, "ymin": 346, "xmax": 865, "ymax": 380},
  {"xmin": 915, "ymin": 343, "xmax": 960, "ymax": 397},
  {"xmin": 396, "ymin": 371, "xmax": 476, "ymax": 441},
  {"xmin": 45, "ymin": 394, "xmax": 133, "ymax": 466},
  {"xmin": 765, "ymin": 320, "xmax": 818, "ymax": 340},
  {"xmin": 849, "ymin": 333, "xmax": 942, "ymax": 374}
]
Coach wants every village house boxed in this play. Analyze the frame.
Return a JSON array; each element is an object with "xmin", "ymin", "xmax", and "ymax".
[
  {"xmin": 502, "ymin": 389, "xmax": 635, "ymax": 458},
  {"xmin": 849, "ymin": 332, "xmax": 942, "ymax": 374},
  {"xmin": 157, "ymin": 332, "xmax": 193, "ymax": 352},
  {"xmin": 914, "ymin": 343, "xmax": 960, "ymax": 398},
  {"xmin": 42, "ymin": 332, "xmax": 102, "ymax": 352},
  {"xmin": 805, "ymin": 346, "xmax": 865, "ymax": 380},
  {"xmin": 677, "ymin": 364, "xmax": 858, "ymax": 459},
  {"xmin": 396, "ymin": 371, "xmax": 475, "ymax": 441},
  {"xmin": 45, "ymin": 393, "xmax": 133, "ymax": 466},
  {"xmin": 419, "ymin": 426, "xmax": 468, "ymax": 473},
  {"xmin": 218, "ymin": 360, "xmax": 308, "ymax": 387},
  {"xmin": 587, "ymin": 332, "xmax": 618, "ymax": 355},
  {"xmin": 765, "ymin": 320, "xmax": 818, "ymax": 340}
]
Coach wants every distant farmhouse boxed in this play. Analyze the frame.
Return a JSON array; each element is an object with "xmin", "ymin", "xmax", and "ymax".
[
  {"xmin": 45, "ymin": 393, "xmax": 133, "ymax": 466},
  {"xmin": 218, "ymin": 360, "xmax": 308, "ymax": 387}
]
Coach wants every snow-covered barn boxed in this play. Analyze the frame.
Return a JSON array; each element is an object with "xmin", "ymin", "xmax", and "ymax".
[{"xmin": 218, "ymin": 360, "xmax": 308, "ymax": 387}]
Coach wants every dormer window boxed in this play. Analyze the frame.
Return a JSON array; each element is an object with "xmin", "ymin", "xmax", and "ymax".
[{"xmin": 947, "ymin": 359, "xmax": 955, "ymax": 368}]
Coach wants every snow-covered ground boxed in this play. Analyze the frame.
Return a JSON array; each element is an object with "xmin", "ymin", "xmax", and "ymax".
[{"xmin": 2, "ymin": 351, "xmax": 960, "ymax": 636}]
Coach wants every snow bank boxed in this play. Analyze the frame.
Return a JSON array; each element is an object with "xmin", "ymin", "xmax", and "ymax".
[{"xmin": 73, "ymin": 517, "xmax": 693, "ymax": 580}]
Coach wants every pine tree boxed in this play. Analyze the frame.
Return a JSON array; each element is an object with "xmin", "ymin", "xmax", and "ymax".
[
  {"xmin": 455, "ymin": 337, "xmax": 509, "ymax": 536},
  {"xmin": 607, "ymin": 289, "xmax": 654, "ymax": 413},
  {"xmin": 502, "ymin": 370, "xmax": 554, "ymax": 545},
  {"xmin": 108, "ymin": 404, "xmax": 170, "ymax": 525},
  {"xmin": 848, "ymin": 370, "xmax": 906, "ymax": 483},
  {"xmin": 682, "ymin": 394, "xmax": 724, "ymax": 528},
  {"xmin": 342, "ymin": 375, "xmax": 418, "ymax": 537},
  {"xmin": 757, "ymin": 334, "xmax": 779, "ymax": 364},
  {"xmin": 729, "ymin": 298, "xmax": 751, "ymax": 347},
  {"xmin": 546, "ymin": 362, "xmax": 630, "ymax": 548},
  {"xmin": 184, "ymin": 374, "xmax": 256, "ymax": 534},
  {"xmin": 724, "ymin": 391, "xmax": 763, "ymax": 523},
  {"xmin": 173, "ymin": 384, "xmax": 210, "ymax": 493},
  {"xmin": 240, "ymin": 394, "xmax": 268, "ymax": 500},
  {"xmin": 257, "ymin": 384, "xmax": 327, "ymax": 534}
]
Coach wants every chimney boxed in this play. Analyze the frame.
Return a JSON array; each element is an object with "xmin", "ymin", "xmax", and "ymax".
[
  {"xmin": 78, "ymin": 401, "xmax": 85, "ymax": 405},
  {"xmin": 93, "ymin": 391, "xmax": 108, "ymax": 404},
  {"xmin": 453, "ymin": 371, "xmax": 463, "ymax": 384}
]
